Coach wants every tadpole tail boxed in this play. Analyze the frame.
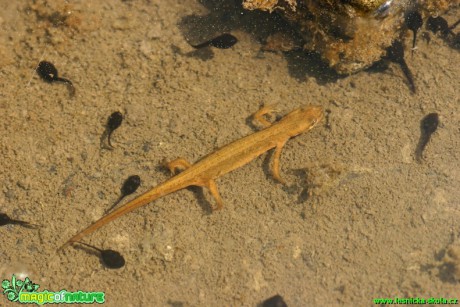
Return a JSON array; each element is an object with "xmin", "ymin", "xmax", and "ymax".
[
  {"xmin": 67, "ymin": 83, "xmax": 76, "ymax": 97},
  {"xmin": 12, "ymin": 220, "xmax": 39, "ymax": 229},
  {"xmin": 399, "ymin": 60, "xmax": 416, "ymax": 94},
  {"xmin": 55, "ymin": 77, "xmax": 75, "ymax": 97},
  {"xmin": 107, "ymin": 131, "xmax": 115, "ymax": 149},
  {"xmin": 105, "ymin": 195, "xmax": 124, "ymax": 214},
  {"xmin": 99, "ymin": 129, "xmax": 115, "ymax": 150},
  {"xmin": 191, "ymin": 41, "xmax": 211, "ymax": 49},
  {"xmin": 75, "ymin": 241, "xmax": 103, "ymax": 252},
  {"xmin": 415, "ymin": 133, "xmax": 430, "ymax": 162},
  {"xmin": 100, "ymin": 129, "xmax": 115, "ymax": 150},
  {"xmin": 411, "ymin": 32, "xmax": 417, "ymax": 56},
  {"xmin": 54, "ymin": 77, "xmax": 72, "ymax": 85}
]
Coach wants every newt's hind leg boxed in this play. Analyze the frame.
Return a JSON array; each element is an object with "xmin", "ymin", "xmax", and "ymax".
[
  {"xmin": 271, "ymin": 140, "xmax": 288, "ymax": 184},
  {"xmin": 164, "ymin": 158, "xmax": 192, "ymax": 175},
  {"xmin": 252, "ymin": 104, "xmax": 279, "ymax": 128},
  {"xmin": 204, "ymin": 180, "xmax": 224, "ymax": 211}
]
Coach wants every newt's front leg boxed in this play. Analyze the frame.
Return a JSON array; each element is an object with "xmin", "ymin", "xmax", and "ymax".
[
  {"xmin": 252, "ymin": 104, "xmax": 278, "ymax": 128},
  {"xmin": 164, "ymin": 157, "xmax": 224, "ymax": 210},
  {"xmin": 164, "ymin": 158, "xmax": 192, "ymax": 174},
  {"xmin": 252, "ymin": 105, "xmax": 288, "ymax": 184}
]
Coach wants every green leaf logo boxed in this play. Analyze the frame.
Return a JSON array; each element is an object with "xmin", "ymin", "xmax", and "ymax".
[
  {"xmin": 2, "ymin": 275, "xmax": 40, "ymax": 302},
  {"xmin": 1, "ymin": 279, "xmax": 10, "ymax": 290}
]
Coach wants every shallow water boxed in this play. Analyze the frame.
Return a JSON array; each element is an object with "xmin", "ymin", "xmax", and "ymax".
[{"xmin": 1, "ymin": 1, "xmax": 459, "ymax": 306}]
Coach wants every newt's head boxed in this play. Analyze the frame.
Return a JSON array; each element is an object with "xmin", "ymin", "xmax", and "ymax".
[{"xmin": 282, "ymin": 105, "xmax": 324, "ymax": 137}]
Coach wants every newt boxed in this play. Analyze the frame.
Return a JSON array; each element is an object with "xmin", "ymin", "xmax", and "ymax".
[{"xmin": 60, "ymin": 105, "xmax": 324, "ymax": 249}]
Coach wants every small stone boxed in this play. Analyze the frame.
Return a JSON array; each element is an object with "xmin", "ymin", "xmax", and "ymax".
[
  {"xmin": 139, "ymin": 40, "xmax": 153, "ymax": 58},
  {"xmin": 163, "ymin": 245, "xmax": 174, "ymax": 262},
  {"xmin": 112, "ymin": 17, "xmax": 135, "ymax": 30},
  {"xmin": 147, "ymin": 23, "xmax": 162, "ymax": 39},
  {"xmin": 17, "ymin": 177, "xmax": 31, "ymax": 190}
]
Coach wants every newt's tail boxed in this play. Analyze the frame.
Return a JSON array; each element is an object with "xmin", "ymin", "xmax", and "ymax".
[{"xmin": 58, "ymin": 180, "xmax": 183, "ymax": 251}]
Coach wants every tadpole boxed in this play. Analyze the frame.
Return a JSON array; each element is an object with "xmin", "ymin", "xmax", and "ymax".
[
  {"xmin": 191, "ymin": 33, "xmax": 238, "ymax": 49},
  {"xmin": 386, "ymin": 40, "xmax": 416, "ymax": 93},
  {"xmin": 261, "ymin": 294, "xmax": 288, "ymax": 307},
  {"xmin": 427, "ymin": 16, "xmax": 460, "ymax": 38},
  {"xmin": 415, "ymin": 113, "xmax": 439, "ymax": 162},
  {"xmin": 36, "ymin": 61, "xmax": 75, "ymax": 97},
  {"xmin": 101, "ymin": 111, "xmax": 123, "ymax": 149},
  {"xmin": 405, "ymin": 10, "xmax": 423, "ymax": 54},
  {"xmin": 0, "ymin": 213, "xmax": 38, "ymax": 229},
  {"xmin": 75, "ymin": 242, "xmax": 125, "ymax": 269},
  {"xmin": 106, "ymin": 175, "xmax": 141, "ymax": 213}
]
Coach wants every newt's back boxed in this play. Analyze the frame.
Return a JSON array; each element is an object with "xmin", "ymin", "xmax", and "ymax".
[{"xmin": 178, "ymin": 105, "xmax": 324, "ymax": 182}]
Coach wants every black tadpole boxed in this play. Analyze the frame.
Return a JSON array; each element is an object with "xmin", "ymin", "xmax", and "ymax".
[
  {"xmin": 261, "ymin": 294, "xmax": 288, "ymax": 307},
  {"xmin": 102, "ymin": 111, "xmax": 123, "ymax": 149},
  {"xmin": 405, "ymin": 11, "xmax": 423, "ymax": 54},
  {"xmin": 36, "ymin": 61, "xmax": 75, "ymax": 97},
  {"xmin": 387, "ymin": 40, "xmax": 416, "ymax": 93},
  {"xmin": 76, "ymin": 242, "xmax": 126, "ymax": 269},
  {"xmin": 106, "ymin": 175, "xmax": 141, "ymax": 213},
  {"xmin": 191, "ymin": 33, "xmax": 238, "ymax": 49},
  {"xmin": 121, "ymin": 175, "xmax": 141, "ymax": 196},
  {"xmin": 0, "ymin": 213, "xmax": 38, "ymax": 229},
  {"xmin": 415, "ymin": 113, "xmax": 439, "ymax": 162},
  {"xmin": 426, "ymin": 16, "xmax": 451, "ymax": 36}
]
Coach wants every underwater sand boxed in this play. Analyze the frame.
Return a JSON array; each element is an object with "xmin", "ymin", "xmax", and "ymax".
[{"xmin": 1, "ymin": 0, "xmax": 459, "ymax": 306}]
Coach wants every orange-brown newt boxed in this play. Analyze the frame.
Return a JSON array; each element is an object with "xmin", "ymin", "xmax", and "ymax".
[{"xmin": 61, "ymin": 105, "xmax": 324, "ymax": 249}]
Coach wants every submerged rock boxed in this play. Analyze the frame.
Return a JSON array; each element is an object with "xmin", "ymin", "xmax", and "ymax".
[{"xmin": 243, "ymin": 0, "xmax": 459, "ymax": 73}]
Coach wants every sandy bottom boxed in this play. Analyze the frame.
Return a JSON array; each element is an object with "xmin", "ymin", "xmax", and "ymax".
[{"xmin": 1, "ymin": 0, "xmax": 459, "ymax": 306}]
